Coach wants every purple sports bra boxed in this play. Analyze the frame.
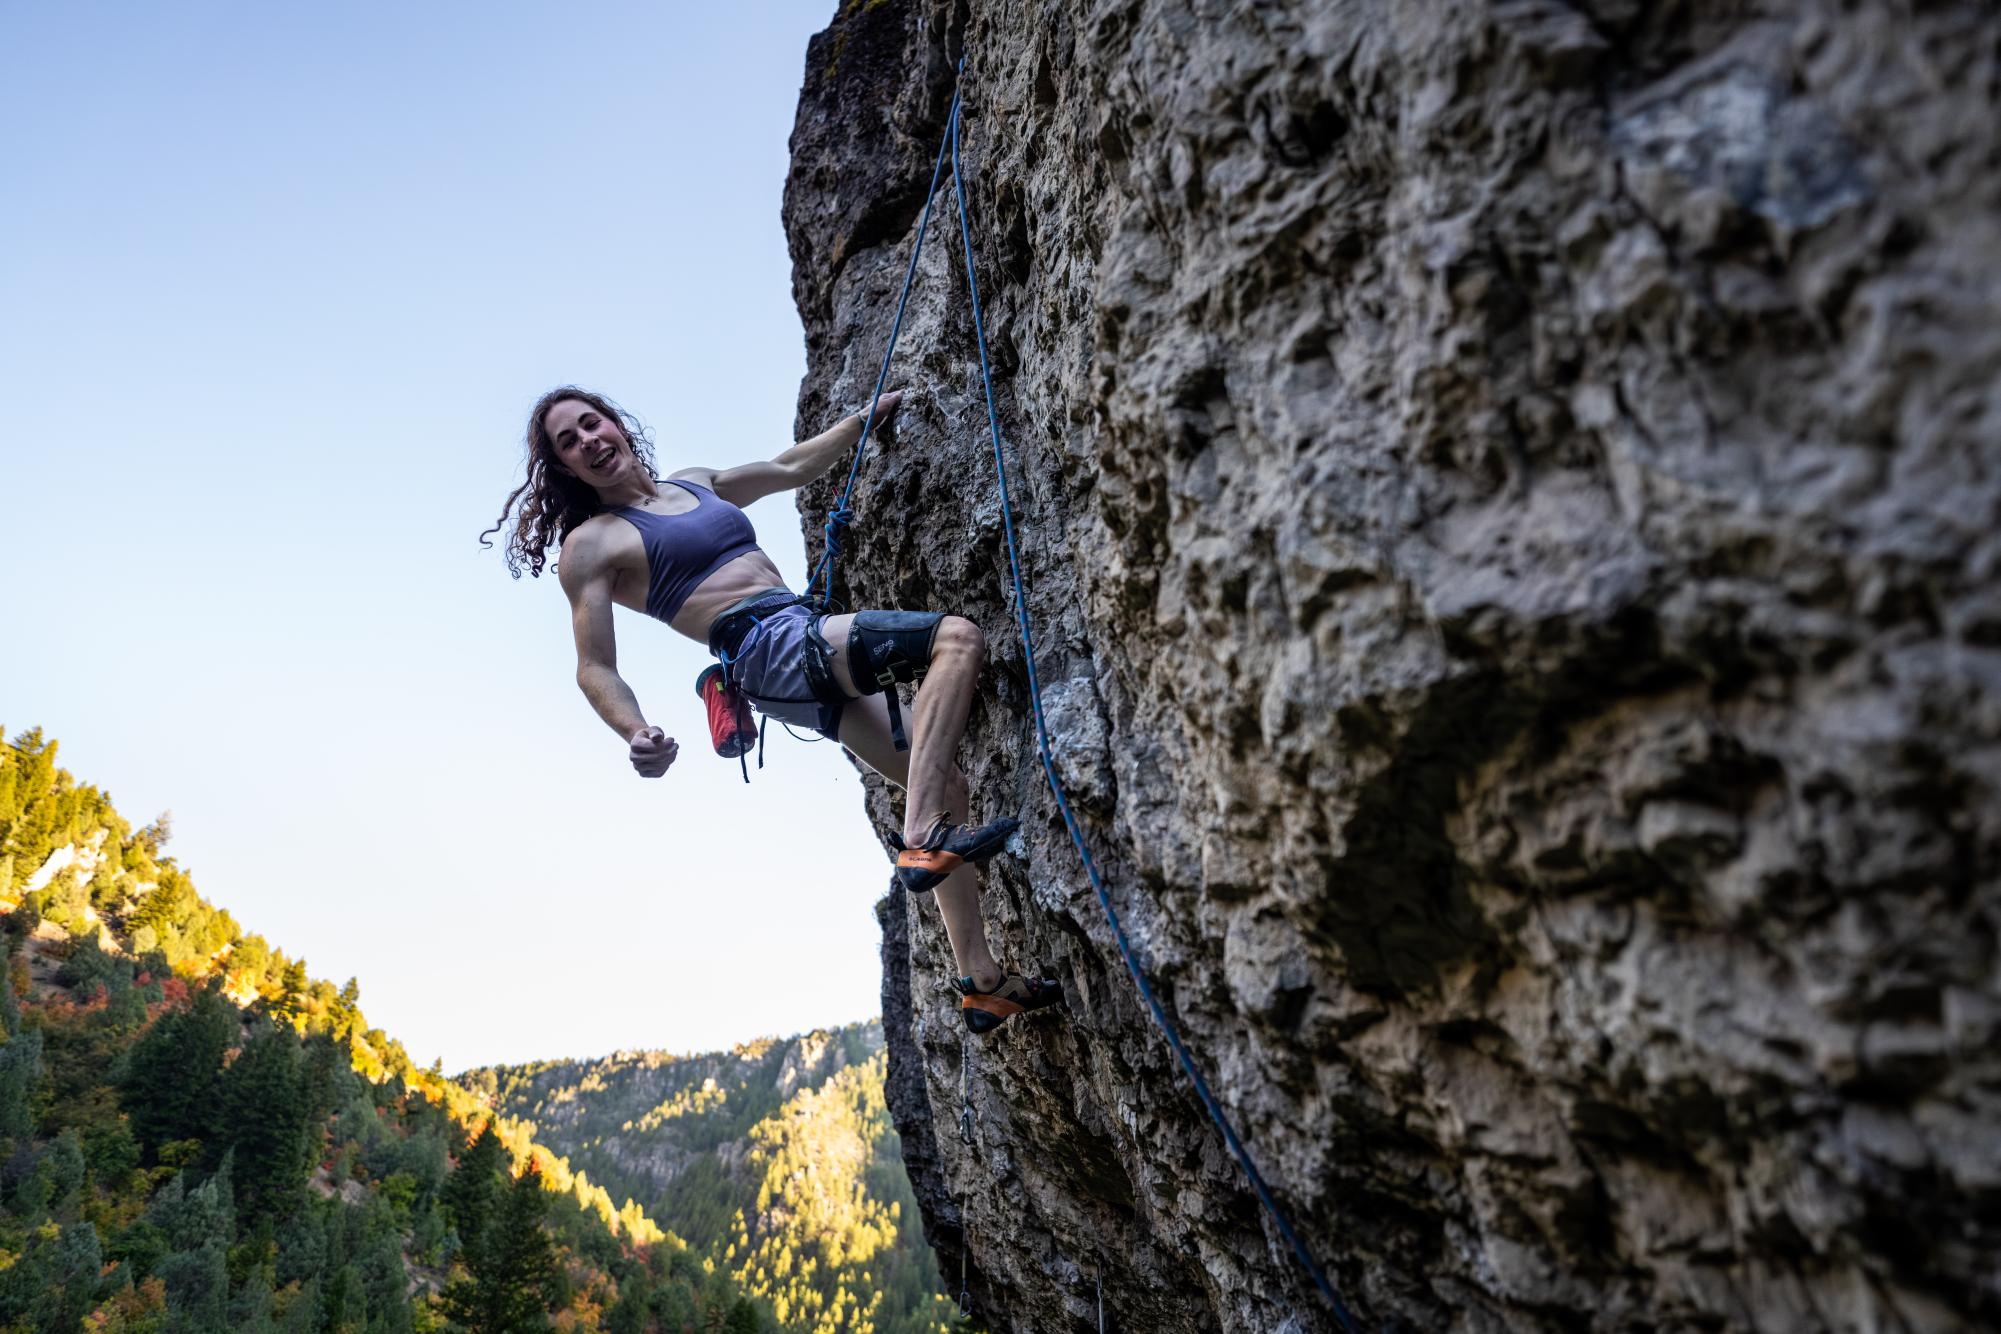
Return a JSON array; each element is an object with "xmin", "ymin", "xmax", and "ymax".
[{"xmin": 612, "ymin": 480, "xmax": 764, "ymax": 624}]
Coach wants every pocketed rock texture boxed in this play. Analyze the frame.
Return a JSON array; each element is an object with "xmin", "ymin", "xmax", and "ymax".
[{"xmin": 782, "ymin": 3, "xmax": 2001, "ymax": 1331}]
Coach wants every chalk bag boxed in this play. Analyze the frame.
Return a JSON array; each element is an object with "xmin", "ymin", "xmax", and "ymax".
[{"xmin": 695, "ymin": 664, "xmax": 759, "ymax": 759}]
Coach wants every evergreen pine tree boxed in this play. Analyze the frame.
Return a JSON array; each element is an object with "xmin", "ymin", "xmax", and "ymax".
[
  {"xmin": 153, "ymin": 1163, "xmax": 235, "ymax": 1334},
  {"xmin": 653, "ymin": 1278, "xmax": 699, "ymax": 1332},
  {"xmin": 119, "ymin": 980, "xmax": 234, "ymax": 1154},
  {"xmin": 128, "ymin": 866, "xmax": 195, "ymax": 942},
  {"xmin": 217, "ymin": 1026, "xmax": 313, "ymax": 1224},
  {"xmin": 442, "ymin": 1123, "xmax": 508, "ymax": 1254},
  {"xmin": 277, "ymin": 958, "xmax": 310, "ymax": 1019},
  {"xmin": 321, "ymin": 1262, "xmax": 369, "ymax": 1334},
  {"xmin": 0, "ymin": 1219, "xmax": 102, "ymax": 1334},
  {"xmin": 274, "ymin": 1199, "xmax": 330, "ymax": 1289},
  {"xmin": 355, "ymin": 1202, "xmax": 417, "ymax": 1334},
  {"xmin": 336, "ymin": 977, "xmax": 362, "ymax": 1035},
  {"xmin": 278, "ymin": 1276, "xmax": 322, "ymax": 1334},
  {"xmin": 135, "ymin": 810, "xmax": 173, "ymax": 856},
  {"xmin": 33, "ymin": 1130, "xmax": 88, "ymax": 1218},
  {"xmin": 229, "ymin": 1265, "xmax": 278, "ymax": 1334},
  {"xmin": 0, "ymin": 952, "xmax": 17, "ymax": 1041},
  {"xmin": 606, "ymin": 1281, "xmax": 648, "ymax": 1334},
  {"xmin": 0, "ymin": 1029, "xmax": 43, "ymax": 1147},
  {"xmin": 441, "ymin": 1164, "xmax": 563, "ymax": 1334},
  {"xmin": 51, "ymin": 1222, "xmax": 103, "ymax": 1333},
  {"xmin": 89, "ymin": 862, "xmax": 122, "ymax": 913}
]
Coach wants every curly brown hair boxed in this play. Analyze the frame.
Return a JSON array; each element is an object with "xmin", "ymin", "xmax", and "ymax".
[{"xmin": 481, "ymin": 386, "xmax": 661, "ymax": 578}]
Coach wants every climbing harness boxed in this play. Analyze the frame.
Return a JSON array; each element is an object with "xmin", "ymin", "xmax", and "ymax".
[
  {"xmin": 812, "ymin": 57, "xmax": 1361, "ymax": 1331},
  {"xmin": 701, "ymin": 590, "xmax": 845, "ymax": 780}
]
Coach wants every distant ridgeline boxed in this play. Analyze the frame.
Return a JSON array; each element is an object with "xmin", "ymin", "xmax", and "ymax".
[
  {"xmin": 461, "ymin": 1025, "xmax": 958, "ymax": 1334},
  {"xmin": 0, "ymin": 724, "xmax": 786, "ymax": 1332}
]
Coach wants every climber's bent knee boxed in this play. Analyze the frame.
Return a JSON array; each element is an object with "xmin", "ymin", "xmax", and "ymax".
[{"xmin": 937, "ymin": 615, "xmax": 984, "ymax": 658}]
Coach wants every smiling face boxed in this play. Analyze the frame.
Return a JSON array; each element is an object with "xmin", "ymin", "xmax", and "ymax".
[{"xmin": 542, "ymin": 396, "xmax": 636, "ymax": 487}]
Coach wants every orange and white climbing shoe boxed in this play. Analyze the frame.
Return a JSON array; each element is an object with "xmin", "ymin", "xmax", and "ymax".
[
  {"xmin": 957, "ymin": 973, "xmax": 1064, "ymax": 1035},
  {"xmin": 891, "ymin": 816, "xmax": 1020, "ymax": 894}
]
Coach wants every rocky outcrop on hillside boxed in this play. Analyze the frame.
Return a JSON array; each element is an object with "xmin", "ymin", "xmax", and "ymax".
[
  {"xmin": 464, "ymin": 1024, "xmax": 956, "ymax": 1331},
  {"xmin": 783, "ymin": 2, "xmax": 2000, "ymax": 1331},
  {"xmin": 461, "ymin": 1026, "xmax": 873, "ymax": 1208}
]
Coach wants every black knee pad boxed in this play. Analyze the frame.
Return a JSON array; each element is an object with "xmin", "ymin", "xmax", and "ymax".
[{"xmin": 849, "ymin": 610, "xmax": 944, "ymax": 696}]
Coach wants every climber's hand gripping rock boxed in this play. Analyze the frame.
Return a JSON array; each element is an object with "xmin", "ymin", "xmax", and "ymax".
[{"xmin": 858, "ymin": 388, "xmax": 904, "ymax": 432}]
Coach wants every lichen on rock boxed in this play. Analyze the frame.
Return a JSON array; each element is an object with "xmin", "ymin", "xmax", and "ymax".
[{"xmin": 784, "ymin": 2, "xmax": 2001, "ymax": 1329}]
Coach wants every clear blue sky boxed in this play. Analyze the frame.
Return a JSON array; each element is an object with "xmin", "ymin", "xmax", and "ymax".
[{"xmin": 0, "ymin": 2, "xmax": 905, "ymax": 1069}]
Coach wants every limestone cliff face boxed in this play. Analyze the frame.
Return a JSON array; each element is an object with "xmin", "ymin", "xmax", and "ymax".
[{"xmin": 782, "ymin": 3, "xmax": 2000, "ymax": 1330}]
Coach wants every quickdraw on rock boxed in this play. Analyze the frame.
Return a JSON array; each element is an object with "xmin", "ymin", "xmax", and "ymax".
[{"xmin": 959, "ymin": 1039, "xmax": 976, "ymax": 1146}]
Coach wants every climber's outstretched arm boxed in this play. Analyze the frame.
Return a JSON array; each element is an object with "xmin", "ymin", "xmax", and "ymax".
[
  {"xmin": 560, "ymin": 526, "xmax": 678, "ymax": 777},
  {"xmin": 694, "ymin": 389, "xmax": 905, "ymax": 508}
]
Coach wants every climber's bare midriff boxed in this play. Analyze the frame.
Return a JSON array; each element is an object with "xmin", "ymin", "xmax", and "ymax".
[
  {"xmin": 580, "ymin": 508, "xmax": 788, "ymax": 642},
  {"xmin": 668, "ymin": 551, "xmax": 790, "ymax": 640}
]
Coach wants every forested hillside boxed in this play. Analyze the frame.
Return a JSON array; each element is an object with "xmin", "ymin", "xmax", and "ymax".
[
  {"xmin": 0, "ymin": 724, "xmax": 779, "ymax": 1331},
  {"xmin": 462, "ymin": 1027, "xmax": 957, "ymax": 1334}
]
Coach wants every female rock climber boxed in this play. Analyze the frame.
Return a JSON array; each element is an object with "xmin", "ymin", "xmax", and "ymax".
[{"xmin": 482, "ymin": 386, "xmax": 1061, "ymax": 1035}]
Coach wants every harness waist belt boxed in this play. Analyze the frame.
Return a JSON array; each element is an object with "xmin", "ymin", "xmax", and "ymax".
[{"xmin": 706, "ymin": 589, "xmax": 805, "ymax": 659}]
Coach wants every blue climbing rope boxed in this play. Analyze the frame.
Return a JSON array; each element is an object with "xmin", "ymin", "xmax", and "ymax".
[
  {"xmin": 809, "ymin": 55, "xmax": 1360, "ymax": 1329},
  {"xmin": 806, "ymin": 82, "xmax": 963, "ymax": 609},
  {"xmin": 943, "ymin": 87, "xmax": 1362, "ymax": 1333}
]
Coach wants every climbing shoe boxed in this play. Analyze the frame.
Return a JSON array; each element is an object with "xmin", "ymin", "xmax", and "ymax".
[
  {"xmin": 958, "ymin": 973, "xmax": 1064, "ymax": 1035},
  {"xmin": 890, "ymin": 816, "xmax": 1020, "ymax": 894}
]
